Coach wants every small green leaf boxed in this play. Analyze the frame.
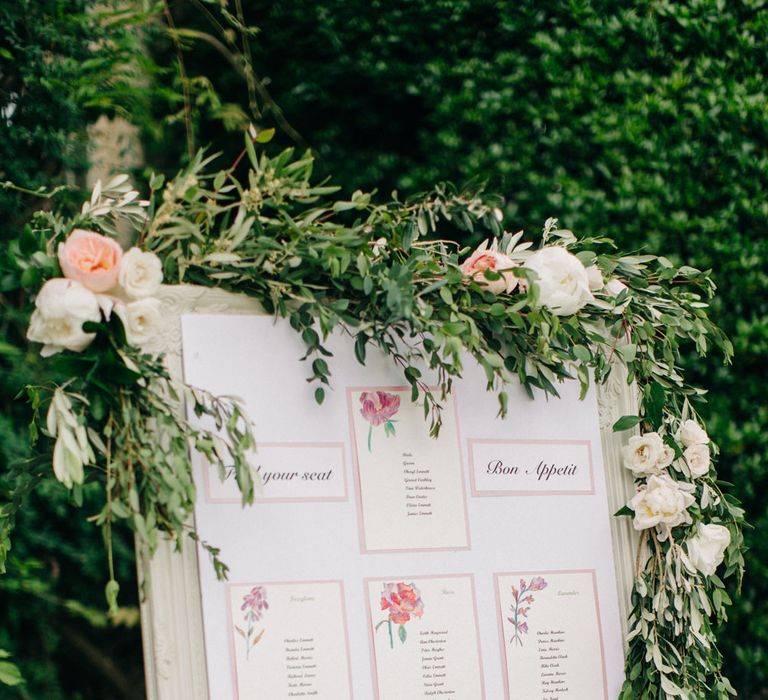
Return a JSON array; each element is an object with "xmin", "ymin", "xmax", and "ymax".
[
  {"xmin": 20, "ymin": 266, "xmax": 41, "ymax": 289},
  {"xmin": 398, "ymin": 624, "xmax": 407, "ymax": 644},
  {"xmin": 443, "ymin": 321, "xmax": 466, "ymax": 335},
  {"xmin": 0, "ymin": 660, "xmax": 23, "ymax": 687},
  {"xmin": 615, "ymin": 343, "xmax": 637, "ymax": 362},
  {"xmin": 256, "ymin": 128, "xmax": 275, "ymax": 143},
  {"xmin": 354, "ymin": 334, "xmax": 367, "ymax": 364},
  {"xmin": 19, "ymin": 225, "xmax": 38, "ymax": 256},
  {"xmin": 573, "ymin": 345, "xmax": 591, "ymax": 363},
  {"xmin": 149, "ymin": 172, "xmax": 165, "ymax": 190},
  {"xmin": 613, "ymin": 415, "xmax": 642, "ymax": 432}
]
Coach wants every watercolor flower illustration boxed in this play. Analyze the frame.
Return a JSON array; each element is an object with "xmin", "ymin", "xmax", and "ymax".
[
  {"xmin": 508, "ymin": 576, "xmax": 547, "ymax": 647},
  {"xmin": 235, "ymin": 586, "xmax": 269, "ymax": 659},
  {"xmin": 375, "ymin": 582, "xmax": 425, "ymax": 649},
  {"xmin": 359, "ymin": 390, "xmax": 400, "ymax": 451}
]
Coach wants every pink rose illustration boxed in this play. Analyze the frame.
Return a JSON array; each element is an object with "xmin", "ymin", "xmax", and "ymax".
[
  {"xmin": 236, "ymin": 586, "xmax": 269, "ymax": 659},
  {"xmin": 376, "ymin": 582, "xmax": 425, "ymax": 648},
  {"xmin": 359, "ymin": 390, "xmax": 400, "ymax": 451},
  {"xmin": 58, "ymin": 229, "xmax": 123, "ymax": 293},
  {"xmin": 508, "ymin": 576, "xmax": 547, "ymax": 647},
  {"xmin": 460, "ymin": 245, "xmax": 518, "ymax": 295}
]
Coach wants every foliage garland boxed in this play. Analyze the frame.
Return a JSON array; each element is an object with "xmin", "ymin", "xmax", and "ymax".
[{"xmin": 3, "ymin": 135, "xmax": 745, "ymax": 699}]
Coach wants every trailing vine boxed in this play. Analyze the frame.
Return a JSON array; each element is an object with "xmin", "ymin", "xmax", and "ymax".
[{"xmin": 3, "ymin": 135, "xmax": 744, "ymax": 698}]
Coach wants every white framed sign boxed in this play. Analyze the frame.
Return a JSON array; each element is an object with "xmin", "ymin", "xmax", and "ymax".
[{"xmin": 138, "ymin": 285, "xmax": 639, "ymax": 700}]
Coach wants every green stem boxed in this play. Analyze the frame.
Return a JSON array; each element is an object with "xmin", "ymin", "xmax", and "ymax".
[
  {"xmin": 388, "ymin": 619, "xmax": 393, "ymax": 649},
  {"xmin": 368, "ymin": 425, "xmax": 373, "ymax": 452}
]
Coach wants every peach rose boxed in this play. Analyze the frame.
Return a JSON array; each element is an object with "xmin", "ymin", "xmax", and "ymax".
[
  {"xmin": 460, "ymin": 247, "xmax": 518, "ymax": 294},
  {"xmin": 58, "ymin": 229, "xmax": 123, "ymax": 293}
]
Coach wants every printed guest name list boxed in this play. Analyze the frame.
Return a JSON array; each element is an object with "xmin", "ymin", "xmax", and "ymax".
[{"xmin": 349, "ymin": 388, "xmax": 469, "ymax": 552}]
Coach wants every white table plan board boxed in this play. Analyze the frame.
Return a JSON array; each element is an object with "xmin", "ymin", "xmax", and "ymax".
[{"xmin": 138, "ymin": 286, "xmax": 638, "ymax": 700}]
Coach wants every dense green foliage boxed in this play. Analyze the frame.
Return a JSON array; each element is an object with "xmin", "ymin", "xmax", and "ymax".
[
  {"xmin": 1, "ymin": 0, "xmax": 766, "ymax": 696},
  {"xmin": 0, "ymin": 2, "xmax": 149, "ymax": 698}
]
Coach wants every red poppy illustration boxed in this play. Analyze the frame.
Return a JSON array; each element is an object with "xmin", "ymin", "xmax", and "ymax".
[{"xmin": 376, "ymin": 582, "xmax": 425, "ymax": 648}]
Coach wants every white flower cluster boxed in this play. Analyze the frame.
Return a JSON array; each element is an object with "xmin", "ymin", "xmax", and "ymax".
[
  {"xmin": 27, "ymin": 230, "xmax": 164, "ymax": 356},
  {"xmin": 623, "ymin": 419, "xmax": 730, "ymax": 577},
  {"xmin": 460, "ymin": 237, "xmax": 630, "ymax": 317}
]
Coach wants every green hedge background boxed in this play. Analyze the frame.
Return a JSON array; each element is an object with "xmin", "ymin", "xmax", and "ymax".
[{"xmin": 1, "ymin": 1, "xmax": 766, "ymax": 697}]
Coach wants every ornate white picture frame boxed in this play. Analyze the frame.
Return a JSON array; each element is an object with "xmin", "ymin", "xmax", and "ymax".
[{"xmin": 138, "ymin": 285, "xmax": 639, "ymax": 700}]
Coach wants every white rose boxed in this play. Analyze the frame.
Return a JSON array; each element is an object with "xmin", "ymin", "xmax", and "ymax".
[
  {"xmin": 585, "ymin": 264, "xmax": 604, "ymax": 291},
  {"xmin": 622, "ymin": 432, "xmax": 668, "ymax": 476},
  {"xmin": 118, "ymin": 247, "xmax": 163, "ymax": 299},
  {"xmin": 678, "ymin": 419, "xmax": 709, "ymax": 447},
  {"xmin": 684, "ymin": 443, "xmax": 711, "ymax": 478},
  {"xmin": 115, "ymin": 298, "xmax": 162, "ymax": 346},
  {"xmin": 686, "ymin": 523, "xmax": 731, "ymax": 577},
  {"xmin": 658, "ymin": 443, "xmax": 675, "ymax": 469},
  {"xmin": 628, "ymin": 474, "xmax": 695, "ymax": 540},
  {"xmin": 524, "ymin": 246, "xmax": 593, "ymax": 316},
  {"xmin": 27, "ymin": 278, "xmax": 101, "ymax": 357}
]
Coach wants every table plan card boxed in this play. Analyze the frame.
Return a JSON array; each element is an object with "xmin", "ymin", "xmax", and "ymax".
[
  {"xmin": 365, "ymin": 575, "xmax": 484, "ymax": 699},
  {"xmin": 180, "ymin": 312, "xmax": 628, "ymax": 699},
  {"xmin": 495, "ymin": 570, "xmax": 608, "ymax": 699},
  {"xmin": 348, "ymin": 388, "xmax": 470, "ymax": 552},
  {"xmin": 227, "ymin": 580, "xmax": 353, "ymax": 699}
]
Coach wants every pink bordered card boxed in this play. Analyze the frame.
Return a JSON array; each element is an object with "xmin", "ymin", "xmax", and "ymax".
[
  {"xmin": 494, "ymin": 570, "xmax": 609, "ymax": 699},
  {"xmin": 347, "ymin": 386, "xmax": 471, "ymax": 553},
  {"xmin": 364, "ymin": 574, "xmax": 485, "ymax": 699},
  {"xmin": 226, "ymin": 580, "xmax": 353, "ymax": 699}
]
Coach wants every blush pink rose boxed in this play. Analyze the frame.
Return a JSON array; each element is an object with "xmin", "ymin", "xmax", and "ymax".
[
  {"xmin": 359, "ymin": 391, "xmax": 400, "ymax": 427},
  {"xmin": 380, "ymin": 582, "xmax": 424, "ymax": 625},
  {"xmin": 58, "ymin": 229, "xmax": 123, "ymax": 293},
  {"xmin": 460, "ymin": 247, "xmax": 518, "ymax": 294}
]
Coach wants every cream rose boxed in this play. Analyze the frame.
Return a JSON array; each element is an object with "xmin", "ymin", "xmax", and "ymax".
[
  {"xmin": 686, "ymin": 523, "xmax": 731, "ymax": 576},
  {"xmin": 460, "ymin": 246, "xmax": 518, "ymax": 294},
  {"xmin": 684, "ymin": 443, "xmax": 711, "ymax": 478},
  {"xmin": 678, "ymin": 419, "xmax": 709, "ymax": 447},
  {"xmin": 27, "ymin": 278, "xmax": 101, "ymax": 356},
  {"xmin": 622, "ymin": 432, "xmax": 671, "ymax": 476},
  {"xmin": 658, "ymin": 443, "xmax": 675, "ymax": 469},
  {"xmin": 628, "ymin": 474, "xmax": 695, "ymax": 540},
  {"xmin": 118, "ymin": 247, "xmax": 163, "ymax": 299},
  {"xmin": 57, "ymin": 229, "xmax": 123, "ymax": 293},
  {"xmin": 114, "ymin": 298, "xmax": 162, "ymax": 346},
  {"xmin": 524, "ymin": 246, "xmax": 593, "ymax": 316}
]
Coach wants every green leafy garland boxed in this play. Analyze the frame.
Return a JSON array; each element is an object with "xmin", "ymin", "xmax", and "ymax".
[{"xmin": 4, "ymin": 137, "xmax": 744, "ymax": 698}]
